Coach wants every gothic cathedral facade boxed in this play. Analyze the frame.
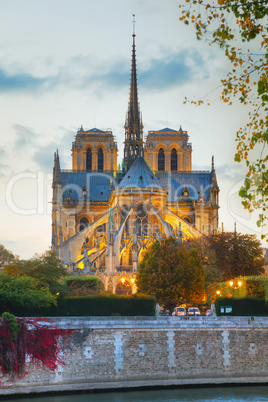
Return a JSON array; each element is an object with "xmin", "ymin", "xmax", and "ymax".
[{"xmin": 51, "ymin": 32, "xmax": 219, "ymax": 294}]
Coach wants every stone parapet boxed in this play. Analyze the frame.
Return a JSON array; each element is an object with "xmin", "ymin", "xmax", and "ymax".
[
  {"xmin": 46, "ymin": 316, "xmax": 268, "ymax": 329},
  {"xmin": 1, "ymin": 317, "xmax": 268, "ymax": 396}
]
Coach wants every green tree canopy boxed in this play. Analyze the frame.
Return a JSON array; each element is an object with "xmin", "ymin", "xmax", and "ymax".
[
  {"xmin": 179, "ymin": 0, "xmax": 268, "ymax": 235},
  {"xmin": 0, "ymin": 274, "xmax": 56, "ymax": 313},
  {"xmin": 207, "ymin": 232, "xmax": 265, "ymax": 280},
  {"xmin": 4, "ymin": 251, "xmax": 67, "ymax": 295},
  {"xmin": 0, "ymin": 244, "xmax": 18, "ymax": 266},
  {"xmin": 136, "ymin": 238, "xmax": 205, "ymax": 310},
  {"xmin": 184, "ymin": 236, "xmax": 223, "ymax": 285}
]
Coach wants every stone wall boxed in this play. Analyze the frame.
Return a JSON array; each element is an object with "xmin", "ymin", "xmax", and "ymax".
[{"xmin": 1, "ymin": 316, "xmax": 268, "ymax": 395}]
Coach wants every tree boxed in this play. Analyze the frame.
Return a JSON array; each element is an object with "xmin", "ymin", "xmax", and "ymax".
[
  {"xmin": 207, "ymin": 232, "xmax": 265, "ymax": 280},
  {"xmin": 0, "ymin": 274, "xmax": 56, "ymax": 313},
  {"xmin": 136, "ymin": 238, "xmax": 205, "ymax": 311},
  {"xmin": 179, "ymin": 0, "xmax": 268, "ymax": 235},
  {"xmin": 3, "ymin": 251, "xmax": 67, "ymax": 295},
  {"xmin": 0, "ymin": 244, "xmax": 18, "ymax": 266},
  {"xmin": 184, "ymin": 236, "xmax": 223, "ymax": 284},
  {"xmin": 62, "ymin": 276, "xmax": 102, "ymax": 296}
]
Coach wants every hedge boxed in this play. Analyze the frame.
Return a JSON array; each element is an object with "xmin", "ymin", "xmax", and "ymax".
[
  {"xmin": 215, "ymin": 297, "xmax": 268, "ymax": 316},
  {"xmin": 62, "ymin": 276, "xmax": 101, "ymax": 289},
  {"xmin": 0, "ymin": 294, "xmax": 156, "ymax": 317}
]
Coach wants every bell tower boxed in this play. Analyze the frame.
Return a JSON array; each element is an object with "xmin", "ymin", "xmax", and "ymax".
[{"xmin": 123, "ymin": 15, "xmax": 144, "ymax": 172}]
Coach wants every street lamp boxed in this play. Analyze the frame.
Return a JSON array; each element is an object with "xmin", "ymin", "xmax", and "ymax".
[
  {"xmin": 120, "ymin": 277, "xmax": 135, "ymax": 286},
  {"xmin": 229, "ymin": 280, "xmax": 242, "ymax": 299}
]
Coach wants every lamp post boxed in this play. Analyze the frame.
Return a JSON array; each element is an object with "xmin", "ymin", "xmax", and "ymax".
[
  {"xmin": 229, "ymin": 280, "xmax": 242, "ymax": 299},
  {"xmin": 120, "ymin": 277, "xmax": 136, "ymax": 294}
]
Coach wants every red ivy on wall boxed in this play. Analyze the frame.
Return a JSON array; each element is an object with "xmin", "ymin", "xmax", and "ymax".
[{"xmin": 0, "ymin": 314, "xmax": 73, "ymax": 379}]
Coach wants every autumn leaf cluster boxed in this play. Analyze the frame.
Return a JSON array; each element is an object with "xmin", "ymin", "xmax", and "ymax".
[{"xmin": 179, "ymin": 0, "xmax": 268, "ymax": 235}]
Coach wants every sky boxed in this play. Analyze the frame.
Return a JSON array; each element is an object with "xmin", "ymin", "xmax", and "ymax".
[{"xmin": 0, "ymin": 0, "xmax": 265, "ymax": 259}]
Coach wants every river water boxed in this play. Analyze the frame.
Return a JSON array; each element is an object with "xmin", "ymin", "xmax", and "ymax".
[{"xmin": 1, "ymin": 386, "xmax": 268, "ymax": 402}]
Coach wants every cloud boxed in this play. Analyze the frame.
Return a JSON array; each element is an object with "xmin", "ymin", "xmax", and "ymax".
[
  {"xmin": 13, "ymin": 124, "xmax": 37, "ymax": 148},
  {"xmin": 216, "ymin": 163, "xmax": 246, "ymax": 182},
  {"xmin": 32, "ymin": 128, "xmax": 74, "ymax": 170},
  {"xmin": 0, "ymin": 47, "xmax": 213, "ymax": 95},
  {"xmin": 0, "ymin": 68, "xmax": 47, "ymax": 92},
  {"xmin": 0, "ymin": 148, "xmax": 7, "ymax": 158},
  {"xmin": 32, "ymin": 148, "xmax": 55, "ymax": 171},
  {"xmin": 80, "ymin": 49, "xmax": 212, "ymax": 92},
  {"xmin": 140, "ymin": 52, "xmax": 197, "ymax": 90}
]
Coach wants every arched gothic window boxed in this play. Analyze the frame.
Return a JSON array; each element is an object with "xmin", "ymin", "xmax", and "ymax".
[
  {"xmin": 135, "ymin": 205, "xmax": 148, "ymax": 237},
  {"xmin": 158, "ymin": 148, "xmax": 165, "ymax": 171},
  {"xmin": 98, "ymin": 148, "xmax": 103, "ymax": 171},
  {"xmin": 79, "ymin": 217, "xmax": 89, "ymax": 232},
  {"xmin": 121, "ymin": 205, "xmax": 129, "ymax": 236},
  {"xmin": 171, "ymin": 148, "xmax": 177, "ymax": 171},
  {"xmin": 86, "ymin": 148, "xmax": 92, "ymax": 171}
]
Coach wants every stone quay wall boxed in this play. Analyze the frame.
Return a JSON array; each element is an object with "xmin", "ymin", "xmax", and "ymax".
[{"xmin": 1, "ymin": 316, "xmax": 268, "ymax": 396}]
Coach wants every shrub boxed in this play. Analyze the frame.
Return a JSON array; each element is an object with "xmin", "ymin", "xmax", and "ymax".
[
  {"xmin": 62, "ymin": 276, "xmax": 102, "ymax": 296},
  {"xmin": 246, "ymin": 279, "xmax": 265, "ymax": 298}
]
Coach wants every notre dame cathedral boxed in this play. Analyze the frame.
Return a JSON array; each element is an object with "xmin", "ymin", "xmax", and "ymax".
[{"xmin": 51, "ymin": 30, "xmax": 219, "ymax": 294}]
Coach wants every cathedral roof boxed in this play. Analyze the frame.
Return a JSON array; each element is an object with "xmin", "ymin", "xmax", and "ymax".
[
  {"xmin": 156, "ymin": 171, "xmax": 213, "ymax": 202},
  {"xmin": 61, "ymin": 171, "xmax": 113, "ymax": 202},
  {"xmin": 158, "ymin": 127, "xmax": 177, "ymax": 132},
  {"xmin": 88, "ymin": 128, "xmax": 104, "ymax": 132},
  {"xmin": 117, "ymin": 156, "xmax": 164, "ymax": 191}
]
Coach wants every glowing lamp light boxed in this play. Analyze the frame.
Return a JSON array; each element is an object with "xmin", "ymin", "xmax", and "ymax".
[
  {"xmin": 121, "ymin": 277, "xmax": 125, "ymax": 284},
  {"xmin": 229, "ymin": 279, "xmax": 243, "ymax": 299},
  {"xmin": 130, "ymin": 278, "xmax": 135, "ymax": 284},
  {"xmin": 216, "ymin": 290, "xmax": 221, "ymax": 295}
]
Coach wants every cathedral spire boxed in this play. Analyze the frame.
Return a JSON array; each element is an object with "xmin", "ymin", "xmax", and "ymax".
[
  {"xmin": 123, "ymin": 15, "xmax": 144, "ymax": 172},
  {"xmin": 53, "ymin": 149, "xmax": 61, "ymax": 185}
]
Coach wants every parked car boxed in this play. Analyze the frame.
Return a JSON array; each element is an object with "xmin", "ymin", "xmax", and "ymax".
[
  {"xmin": 187, "ymin": 307, "xmax": 200, "ymax": 316},
  {"xmin": 172, "ymin": 306, "xmax": 186, "ymax": 316},
  {"xmin": 205, "ymin": 309, "xmax": 211, "ymax": 316}
]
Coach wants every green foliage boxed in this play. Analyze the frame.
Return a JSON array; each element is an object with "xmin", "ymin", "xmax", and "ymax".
[
  {"xmin": 246, "ymin": 279, "xmax": 265, "ymax": 299},
  {"xmin": 136, "ymin": 238, "xmax": 205, "ymax": 310},
  {"xmin": 179, "ymin": 0, "xmax": 268, "ymax": 234},
  {"xmin": 62, "ymin": 275, "xmax": 101, "ymax": 296},
  {"xmin": 4, "ymin": 251, "xmax": 67, "ymax": 295},
  {"xmin": 57, "ymin": 295, "xmax": 155, "ymax": 316},
  {"xmin": 215, "ymin": 297, "xmax": 268, "ymax": 316},
  {"xmin": 0, "ymin": 244, "xmax": 18, "ymax": 266},
  {"xmin": 0, "ymin": 274, "xmax": 56, "ymax": 313},
  {"xmin": 184, "ymin": 236, "xmax": 223, "ymax": 285},
  {"xmin": 0, "ymin": 295, "xmax": 156, "ymax": 317},
  {"xmin": 185, "ymin": 234, "xmax": 265, "ymax": 303},
  {"xmin": 207, "ymin": 232, "xmax": 265, "ymax": 281},
  {"xmin": 1, "ymin": 312, "xmax": 20, "ymax": 342},
  {"xmin": 214, "ymin": 276, "xmax": 268, "ymax": 300}
]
